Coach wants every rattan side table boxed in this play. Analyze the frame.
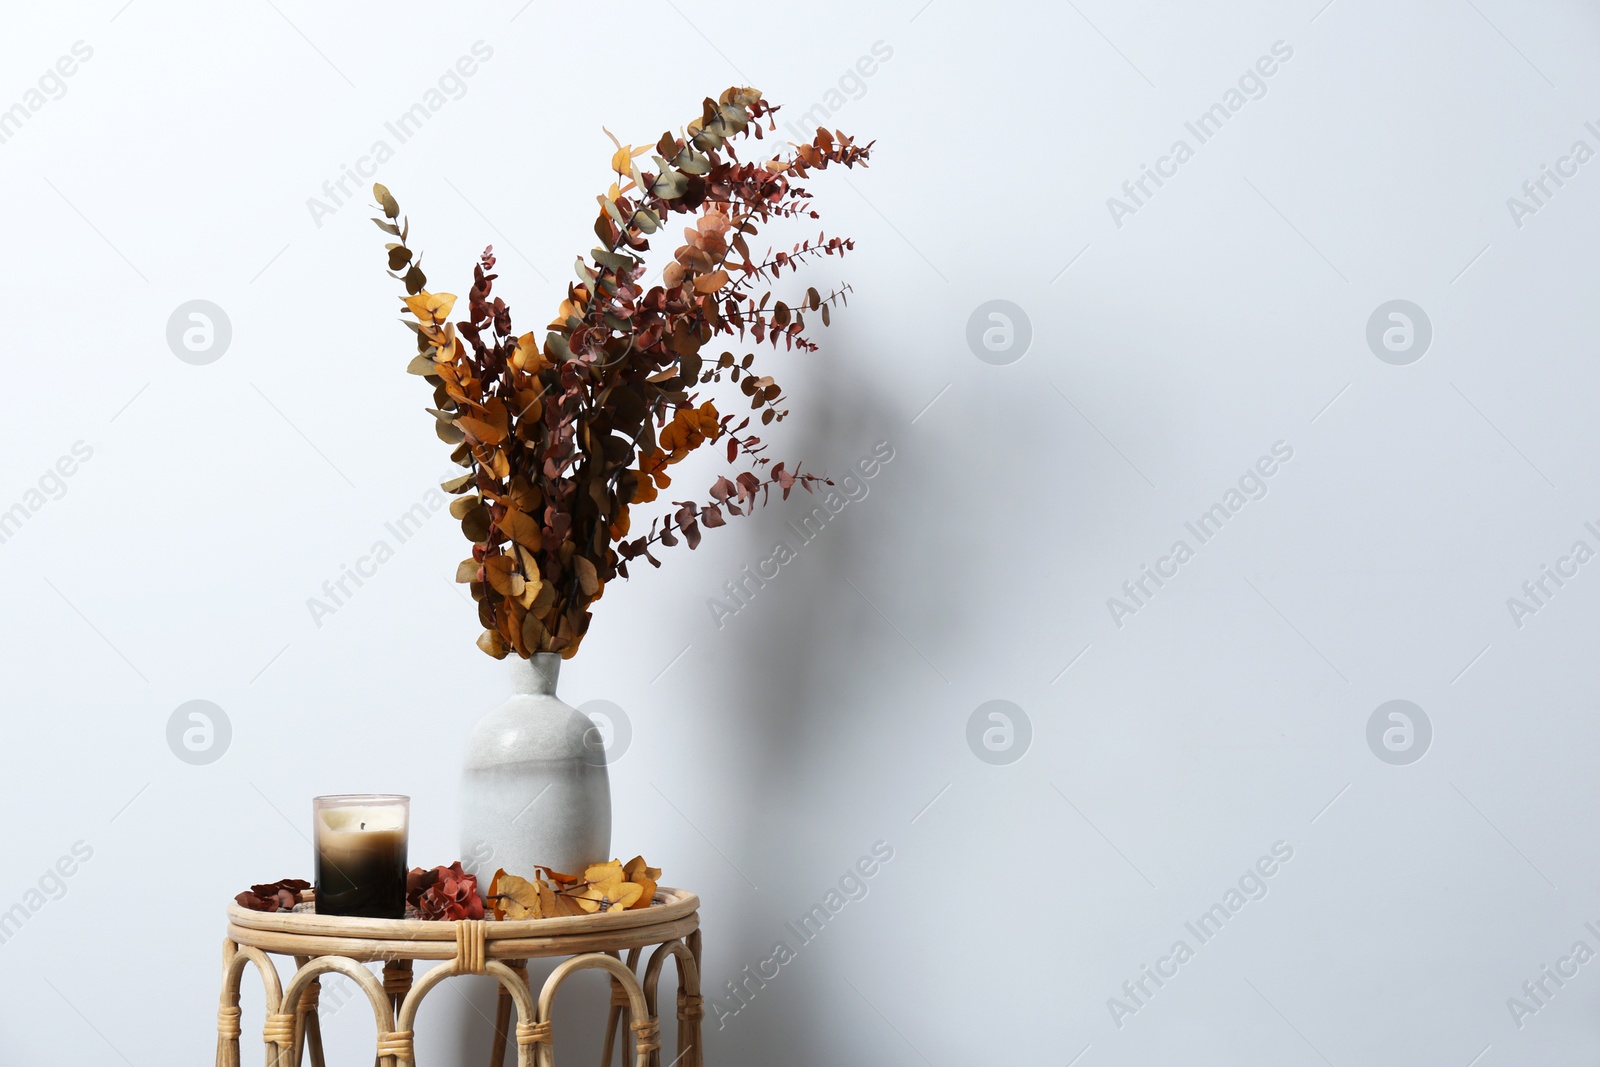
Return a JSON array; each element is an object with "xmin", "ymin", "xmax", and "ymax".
[{"xmin": 215, "ymin": 887, "xmax": 703, "ymax": 1067}]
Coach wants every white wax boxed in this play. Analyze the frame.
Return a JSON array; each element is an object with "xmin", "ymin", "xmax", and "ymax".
[
  {"xmin": 318, "ymin": 805, "xmax": 405, "ymax": 835},
  {"xmin": 317, "ymin": 805, "xmax": 406, "ymax": 863}
]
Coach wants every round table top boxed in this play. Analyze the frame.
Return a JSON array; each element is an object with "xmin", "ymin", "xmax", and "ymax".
[{"xmin": 228, "ymin": 887, "xmax": 700, "ymax": 961}]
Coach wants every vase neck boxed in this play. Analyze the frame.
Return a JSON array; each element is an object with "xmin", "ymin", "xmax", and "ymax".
[{"xmin": 510, "ymin": 653, "xmax": 561, "ymax": 696}]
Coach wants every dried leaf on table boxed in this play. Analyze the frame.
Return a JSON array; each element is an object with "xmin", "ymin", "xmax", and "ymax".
[
  {"xmin": 486, "ymin": 869, "xmax": 543, "ymax": 921},
  {"xmin": 235, "ymin": 877, "xmax": 311, "ymax": 913},
  {"xmin": 622, "ymin": 856, "xmax": 661, "ymax": 909},
  {"xmin": 408, "ymin": 862, "xmax": 484, "ymax": 921}
]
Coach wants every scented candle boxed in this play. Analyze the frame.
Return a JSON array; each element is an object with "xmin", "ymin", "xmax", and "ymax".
[{"xmin": 313, "ymin": 794, "xmax": 408, "ymax": 919}]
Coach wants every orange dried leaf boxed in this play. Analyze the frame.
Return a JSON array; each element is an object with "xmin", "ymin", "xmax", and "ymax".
[
  {"xmin": 574, "ymin": 556, "xmax": 600, "ymax": 596},
  {"xmin": 585, "ymin": 860, "xmax": 624, "ymax": 884},
  {"xmin": 569, "ymin": 861, "xmax": 642, "ymax": 913},
  {"xmin": 513, "ymin": 333, "xmax": 550, "ymax": 373},
  {"xmin": 477, "ymin": 629, "xmax": 508, "ymax": 659},
  {"xmin": 403, "ymin": 291, "xmax": 457, "ymax": 325},
  {"xmin": 487, "ymin": 869, "xmax": 543, "ymax": 921},
  {"xmin": 551, "ymin": 891, "xmax": 587, "ymax": 917},
  {"xmin": 622, "ymin": 855, "xmax": 662, "ymax": 882},
  {"xmin": 693, "ymin": 270, "xmax": 729, "ymax": 294},
  {"xmin": 457, "ymin": 415, "xmax": 505, "ymax": 446},
  {"xmin": 499, "ymin": 510, "xmax": 542, "ymax": 549},
  {"xmin": 483, "ymin": 554, "xmax": 517, "ymax": 596},
  {"xmin": 622, "ymin": 855, "xmax": 660, "ymax": 909}
]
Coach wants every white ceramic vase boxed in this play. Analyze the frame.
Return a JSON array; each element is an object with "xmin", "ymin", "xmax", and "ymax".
[{"xmin": 460, "ymin": 653, "xmax": 611, "ymax": 884}]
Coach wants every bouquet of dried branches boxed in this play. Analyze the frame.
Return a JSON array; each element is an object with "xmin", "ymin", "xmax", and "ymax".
[{"xmin": 375, "ymin": 87, "xmax": 871, "ymax": 659}]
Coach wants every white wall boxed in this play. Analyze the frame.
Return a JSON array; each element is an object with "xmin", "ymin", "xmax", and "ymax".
[{"xmin": 3, "ymin": 0, "xmax": 1599, "ymax": 1062}]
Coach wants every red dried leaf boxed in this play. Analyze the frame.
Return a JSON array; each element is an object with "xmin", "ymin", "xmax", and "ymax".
[
  {"xmin": 408, "ymin": 862, "xmax": 485, "ymax": 921},
  {"xmin": 236, "ymin": 878, "xmax": 311, "ymax": 913}
]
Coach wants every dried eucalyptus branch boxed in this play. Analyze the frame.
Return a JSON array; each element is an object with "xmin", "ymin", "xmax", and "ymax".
[{"xmin": 374, "ymin": 87, "xmax": 872, "ymax": 659}]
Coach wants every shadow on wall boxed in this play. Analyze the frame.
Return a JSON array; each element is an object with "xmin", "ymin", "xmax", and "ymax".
[
  {"xmin": 701, "ymin": 360, "xmax": 916, "ymax": 1061},
  {"xmin": 438, "ymin": 353, "xmax": 910, "ymax": 1064}
]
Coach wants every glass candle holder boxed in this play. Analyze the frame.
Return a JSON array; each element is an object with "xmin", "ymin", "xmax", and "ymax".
[{"xmin": 313, "ymin": 794, "xmax": 409, "ymax": 919}]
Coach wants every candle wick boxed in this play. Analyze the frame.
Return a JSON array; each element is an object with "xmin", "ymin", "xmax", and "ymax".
[{"xmin": 360, "ymin": 821, "xmax": 366, "ymax": 830}]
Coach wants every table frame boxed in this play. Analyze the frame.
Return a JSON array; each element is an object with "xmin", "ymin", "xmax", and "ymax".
[{"xmin": 215, "ymin": 889, "xmax": 704, "ymax": 1067}]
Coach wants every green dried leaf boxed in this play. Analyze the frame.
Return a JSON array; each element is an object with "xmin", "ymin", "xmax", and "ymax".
[
  {"xmin": 592, "ymin": 249, "xmax": 635, "ymax": 271},
  {"xmin": 674, "ymin": 148, "xmax": 711, "ymax": 175},
  {"xmin": 651, "ymin": 169, "xmax": 689, "ymax": 200},
  {"xmin": 691, "ymin": 128, "xmax": 723, "ymax": 152}
]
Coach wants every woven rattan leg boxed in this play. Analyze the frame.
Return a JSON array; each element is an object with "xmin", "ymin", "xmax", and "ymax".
[
  {"xmin": 305, "ymin": 1013, "xmax": 325, "ymax": 1067},
  {"xmin": 216, "ymin": 940, "xmax": 241, "ymax": 1067},
  {"xmin": 291, "ymin": 958, "xmax": 310, "ymax": 1067},
  {"xmin": 383, "ymin": 959, "xmax": 414, "ymax": 1015},
  {"xmin": 600, "ymin": 950, "xmax": 620, "ymax": 1067},
  {"xmin": 601, "ymin": 1003, "xmax": 621, "ymax": 1067},
  {"xmin": 489, "ymin": 984, "xmax": 512, "ymax": 1067},
  {"xmin": 290, "ymin": 956, "xmax": 326, "ymax": 1067},
  {"xmin": 680, "ymin": 942, "xmax": 703, "ymax": 1067},
  {"xmin": 488, "ymin": 960, "xmax": 529, "ymax": 1067},
  {"xmin": 604, "ymin": 991, "xmax": 630, "ymax": 1062}
]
